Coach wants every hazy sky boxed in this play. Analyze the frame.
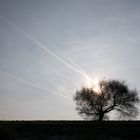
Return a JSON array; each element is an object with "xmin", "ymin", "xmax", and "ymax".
[{"xmin": 0, "ymin": 0, "xmax": 140, "ymax": 120}]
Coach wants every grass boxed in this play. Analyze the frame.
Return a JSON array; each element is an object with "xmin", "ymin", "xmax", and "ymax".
[{"xmin": 0, "ymin": 121, "xmax": 140, "ymax": 140}]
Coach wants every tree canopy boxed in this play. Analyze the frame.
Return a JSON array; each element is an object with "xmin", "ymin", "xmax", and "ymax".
[{"xmin": 74, "ymin": 79, "xmax": 139, "ymax": 121}]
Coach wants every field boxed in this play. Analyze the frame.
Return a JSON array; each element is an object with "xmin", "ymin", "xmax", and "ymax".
[{"xmin": 0, "ymin": 121, "xmax": 140, "ymax": 140}]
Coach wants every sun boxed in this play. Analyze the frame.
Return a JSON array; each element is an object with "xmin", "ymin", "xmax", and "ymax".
[
  {"xmin": 83, "ymin": 76, "xmax": 100, "ymax": 93},
  {"xmin": 92, "ymin": 78, "xmax": 100, "ymax": 92}
]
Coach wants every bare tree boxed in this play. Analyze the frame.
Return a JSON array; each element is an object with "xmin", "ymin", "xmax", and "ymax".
[{"xmin": 74, "ymin": 79, "xmax": 139, "ymax": 121}]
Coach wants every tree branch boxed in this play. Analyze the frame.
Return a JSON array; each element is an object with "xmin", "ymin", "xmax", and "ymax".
[{"xmin": 104, "ymin": 101, "xmax": 117, "ymax": 113}]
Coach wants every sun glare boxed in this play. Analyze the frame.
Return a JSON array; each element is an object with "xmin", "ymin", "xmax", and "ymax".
[{"xmin": 83, "ymin": 76, "xmax": 100, "ymax": 93}]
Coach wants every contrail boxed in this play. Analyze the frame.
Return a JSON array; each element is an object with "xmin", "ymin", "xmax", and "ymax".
[
  {"xmin": 0, "ymin": 70, "xmax": 72, "ymax": 102},
  {"xmin": 69, "ymin": 59, "xmax": 95, "ymax": 82},
  {"xmin": 0, "ymin": 15, "xmax": 94, "ymax": 83},
  {"xmin": 69, "ymin": 59, "xmax": 86, "ymax": 73},
  {"xmin": 28, "ymin": 54, "xmax": 80, "ymax": 89}
]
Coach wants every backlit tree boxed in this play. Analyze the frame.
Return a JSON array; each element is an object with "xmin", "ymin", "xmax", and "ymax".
[{"xmin": 74, "ymin": 79, "xmax": 139, "ymax": 121}]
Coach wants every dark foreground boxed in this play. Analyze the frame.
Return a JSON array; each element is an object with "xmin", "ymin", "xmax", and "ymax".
[{"xmin": 0, "ymin": 121, "xmax": 140, "ymax": 140}]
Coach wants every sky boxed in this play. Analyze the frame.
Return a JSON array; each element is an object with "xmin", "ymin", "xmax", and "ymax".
[{"xmin": 0, "ymin": 0, "xmax": 140, "ymax": 120}]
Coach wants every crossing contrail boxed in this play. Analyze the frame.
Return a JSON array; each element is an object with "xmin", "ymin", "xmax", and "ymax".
[
  {"xmin": 0, "ymin": 15, "xmax": 94, "ymax": 83},
  {"xmin": 0, "ymin": 70, "xmax": 72, "ymax": 102}
]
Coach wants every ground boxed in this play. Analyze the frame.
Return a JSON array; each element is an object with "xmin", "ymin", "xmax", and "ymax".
[{"xmin": 0, "ymin": 121, "xmax": 140, "ymax": 140}]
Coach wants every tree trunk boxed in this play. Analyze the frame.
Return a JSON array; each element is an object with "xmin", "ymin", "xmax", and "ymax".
[{"xmin": 98, "ymin": 112, "xmax": 104, "ymax": 121}]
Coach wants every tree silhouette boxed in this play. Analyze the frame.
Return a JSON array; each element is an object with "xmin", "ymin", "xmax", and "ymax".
[{"xmin": 74, "ymin": 79, "xmax": 139, "ymax": 121}]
